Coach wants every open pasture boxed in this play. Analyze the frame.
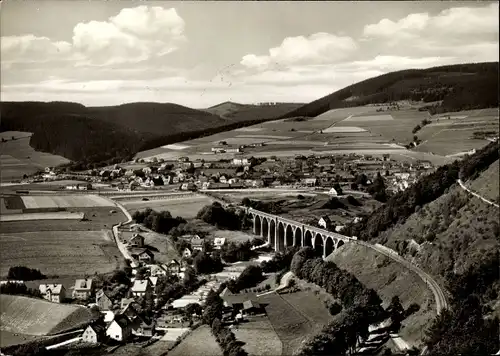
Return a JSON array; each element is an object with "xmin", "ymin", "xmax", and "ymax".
[
  {"xmin": 122, "ymin": 195, "xmax": 214, "ymax": 219},
  {"xmin": 0, "ymin": 131, "xmax": 70, "ymax": 182},
  {"xmin": 312, "ymin": 106, "xmax": 372, "ymax": 121},
  {"xmin": 323, "ymin": 126, "xmax": 367, "ymax": 133},
  {"xmin": 20, "ymin": 195, "xmax": 114, "ymax": 209},
  {"xmin": 0, "ymin": 294, "xmax": 93, "ymax": 337},
  {"xmin": 167, "ymin": 325, "xmax": 221, "ymax": 356},
  {"xmin": 343, "ymin": 114, "xmax": 394, "ymax": 122},
  {"xmin": 232, "ymin": 316, "xmax": 283, "ymax": 356},
  {"xmin": 0, "ymin": 230, "xmax": 121, "ymax": 277}
]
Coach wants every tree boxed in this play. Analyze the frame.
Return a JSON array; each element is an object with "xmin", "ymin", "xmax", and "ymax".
[
  {"xmin": 333, "ymin": 182, "xmax": 343, "ymax": 195},
  {"xmin": 184, "ymin": 302, "xmax": 203, "ymax": 316},
  {"xmin": 193, "ymin": 252, "xmax": 223, "ymax": 274},
  {"xmin": 386, "ymin": 296, "xmax": 405, "ymax": 331},
  {"xmin": 7, "ymin": 266, "xmax": 46, "ymax": 281}
]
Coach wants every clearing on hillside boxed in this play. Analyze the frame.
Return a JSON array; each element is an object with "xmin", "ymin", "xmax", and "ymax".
[
  {"xmin": 327, "ymin": 243, "xmax": 436, "ymax": 347},
  {"xmin": 20, "ymin": 195, "xmax": 114, "ymax": 209},
  {"xmin": 0, "ymin": 230, "xmax": 122, "ymax": 277},
  {"xmin": 0, "ymin": 294, "xmax": 93, "ymax": 338},
  {"xmin": 167, "ymin": 325, "xmax": 222, "ymax": 356},
  {"xmin": 0, "ymin": 131, "xmax": 70, "ymax": 183}
]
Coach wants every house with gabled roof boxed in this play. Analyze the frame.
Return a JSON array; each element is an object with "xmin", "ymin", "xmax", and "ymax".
[
  {"xmin": 120, "ymin": 298, "xmax": 135, "ymax": 310},
  {"xmin": 149, "ymin": 264, "xmax": 168, "ymax": 277},
  {"xmin": 106, "ymin": 314, "xmax": 132, "ymax": 342},
  {"xmin": 166, "ymin": 259, "xmax": 181, "ymax": 274},
  {"xmin": 131, "ymin": 279, "xmax": 152, "ymax": 298},
  {"xmin": 131, "ymin": 318, "xmax": 156, "ymax": 337},
  {"xmin": 82, "ymin": 323, "xmax": 106, "ymax": 344},
  {"xmin": 131, "ymin": 248, "xmax": 154, "ymax": 264},
  {"xmin": 96, "ymin": 289, "xmax": 113, "ymax": 311},
  {"xmin": 129, "ymin": 234, "xmax": 145, "ymax": 248},
  {"xmin": 121, "ymin": 301, "xmax": 140, "ymax": 321},
  {"xmin": 190, "ymin": 237, "xmax": 204, "ymax": 251},
  {"xmin": 39, "ymin": 284, "xmax": 66, "ymax": 303},
  {"xmin": 73, "ymin": 278, "xmax": 93, "ymax": 300},
  {"xmin": 318, "ymin": 216, "xmax": 332, "ymax": 229},
  {"xmin": 242, "ymin": 300, "xmax": 264, "ymax": 315}
]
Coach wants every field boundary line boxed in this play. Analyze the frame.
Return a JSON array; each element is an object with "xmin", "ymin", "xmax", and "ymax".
[{"xmin": 457, "ymin": 179, "xmax": 499, "ymax": 208}]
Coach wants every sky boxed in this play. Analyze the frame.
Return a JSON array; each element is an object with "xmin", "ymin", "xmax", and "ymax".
[{"xmin": 1, "ymin": 1, "xmax": 498, "ymax": 108}]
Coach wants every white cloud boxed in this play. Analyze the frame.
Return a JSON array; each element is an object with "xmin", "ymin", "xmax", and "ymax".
[
  {"xmin": 1, "ymin": 35, "xmax": 72, "ymax": 64},
  {"xmin": 363, "ymin": 3, "xmax": 498, "ymax": 39},
  {"xmin": 241, "ymin": 32, "xmax": 358, "ymax": 69},
  {"xmin": 1, "ymin": 6, "xmax": 186, "ymax": 67}
]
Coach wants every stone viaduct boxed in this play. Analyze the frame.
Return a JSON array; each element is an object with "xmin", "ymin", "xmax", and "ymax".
[{"xmin": 246, "ymin": 208, "xmax": 353, "ymax": 258}]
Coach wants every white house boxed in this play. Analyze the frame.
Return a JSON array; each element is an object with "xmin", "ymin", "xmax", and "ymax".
[
  {"xmin": 182, "ymin": 247, "xmax": 192, "ymax": 258},
  {"xmin": 81, "ymin": 324, "xmax": 105, "ymax": 344},
  {"xmin": 131, "ymin": 279, "xmax": 152, "ymax": 298},
  {"xmin": 318, "ymin": 216, "xmax": 332, "ymax": 229},
  {"xmin": 213, "ymin": 238, "xmax": 226, "ymax": 250},
  {"xmin": 149, "ymin": 264, "xmax": 168, "ymax": 277},
  {"xmin": 106, "ymin": 315, "xmax": 132, "ymax": 342},
  {"xmin": 39, "ymin": 284, "xmax": 66, "ymax": 303},
  {"xmin": 73, "ymin": 279, "xmax": 93, "ymax": 300},
  {"xmin": 328, "ymin": 187, "xmax": 338, "ymax": 196}
]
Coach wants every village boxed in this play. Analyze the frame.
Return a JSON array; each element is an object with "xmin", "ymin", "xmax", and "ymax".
[{"xmin": 27, "ymin": 150, "xmax": 434, "ymax": 196}]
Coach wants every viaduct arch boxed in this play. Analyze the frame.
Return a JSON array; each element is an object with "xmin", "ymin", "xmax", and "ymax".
[{"xmin": 248, "ymin": 208, "xmax": 352, "ymax": 259}]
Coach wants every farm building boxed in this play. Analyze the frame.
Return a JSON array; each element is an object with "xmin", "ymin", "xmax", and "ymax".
[
  {"xmin": 106, "ymin": 315, "xmax": 132, "ymax": 342},
  {"xmin": 318, "ymin": 216, "xmax": 332, "ymax": 229},
  {"xmin": 82, "ymin": 324, "xmax": 106, "ymax": 344},
  {"xmin": 242, "ymin": 300, "xmax": 264, "ymax": 315},
  {"xmin": 131, "ymin": 279, "xmax": 152, "ymax": 298},
  {"xmin": 73, "ymin": 279, "xmax": 93, "ymax": 300},
  {"xmin": 131, "ymin": 248, "xmax": 155, "ymax": 264},
  {"xmin": 39, "ymin": 284, "xmax": 66, "ymax": 303},
  {"xmin": 180, "ymin": 182, "xmax": 197, "ymax": 191},
  {"xmin": 303, "ymin": 178, "xmax": 318, "ymax": 187},
  {"xmin": 96, "ymin": 289, "xmax": 113, "ymax": 311},
  {"xmin": 213, "ymin": 238, "xmax": 226, "ymax": 250},
  {"xmin": 129, "ymin": 233, "xmax": 145, "ymax": 248}
]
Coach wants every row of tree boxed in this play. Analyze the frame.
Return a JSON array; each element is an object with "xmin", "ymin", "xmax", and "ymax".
[
  {"xmin": 203, "ymin": 289, "xmax": 248, "ymax": 356},
  {"xmin": 7, "ymin": 266, "xmax": 47, "ymax": 281}
]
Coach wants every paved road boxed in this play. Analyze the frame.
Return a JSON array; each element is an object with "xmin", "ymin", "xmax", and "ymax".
[
  {"xmin": 457, "ymin": 179, "xmax": 499, "ymax": 208},
  {"xmin": 101, "ymin": 196, "xmax": 134, "ymax": 262}
]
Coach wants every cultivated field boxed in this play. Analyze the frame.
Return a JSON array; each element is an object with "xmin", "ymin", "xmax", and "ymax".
[
  {"xmin": 232, "ymin": 315, "xmax": 282, "ymax": 356},
  {"xmin": 167, "ymin": 325, "xmax": 222, "ymax": 356},
  {"xmin": 122, "ymin": 195, "xmax": 214, "ymax": 219},
  {"xmin": 257, "ymin": 292, "xmax": 314, "ymax": 355},
  {"xmin": 0, "ymin": 211, "xmax": 84, "ymax": 222},
  {"xmin": 0, "ymin": 207, "xmax": 126, "ymax": 233},
  {"xmin": 0, "ymin": 131, "xmax": 70, "ymax": 182},
  {"xmin": 328, "ymin": 243, "xmax": 436, "ymax": 347},
  {"xmin": 0, "ymin": 294, "xmax": 93, "ymax": 338},
  {"xmin": 0, "ymin": 230, "xmax": 122, "ymax": 277},
  {"xmin": 20, "ymin": 195, "xmax": 114, "ymax": 209}
]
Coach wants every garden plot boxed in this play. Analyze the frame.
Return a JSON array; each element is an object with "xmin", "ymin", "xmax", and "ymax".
[
  {"xmin": 20, "ymin": 195, "xmax": 114, "ymax": 209},
  {"xmin": 0, "ymin": 230, "xmax": 121, "ymax": 277}
]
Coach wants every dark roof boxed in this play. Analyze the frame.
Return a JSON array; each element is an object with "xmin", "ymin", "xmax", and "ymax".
[
  {"xmin": 131, "ymin": 248, "xmax": 154, "ymax": 257},
  {"xmin": 320, "ymin": 215, "xmax": 331, "ymax": 223},
  {"xmin": 88, "ymin": 323, "xmax": 106, "ymax": 335},
  {"xmin": 114, "ymin": 315, "xmax": 131, "ymax": 328},
  {"xmin": 222, "ymin": 293, "xmax": 256, "ymax": 306},
  {"xmin": 191, "ymin": 238, "xmax": 204, "ymax": 246}
]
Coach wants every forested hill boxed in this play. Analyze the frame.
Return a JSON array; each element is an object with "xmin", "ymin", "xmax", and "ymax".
[
  {"xmin": 0, "ymin": 101, "xmax": 297, "ymax": 168},
  {"xmin": 344, "ymin": 141, "xmax": 499, "ymax": 354},
  {"xmin": 280, "ymin": 62, "xmax": 499, "ymax": 118}
]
